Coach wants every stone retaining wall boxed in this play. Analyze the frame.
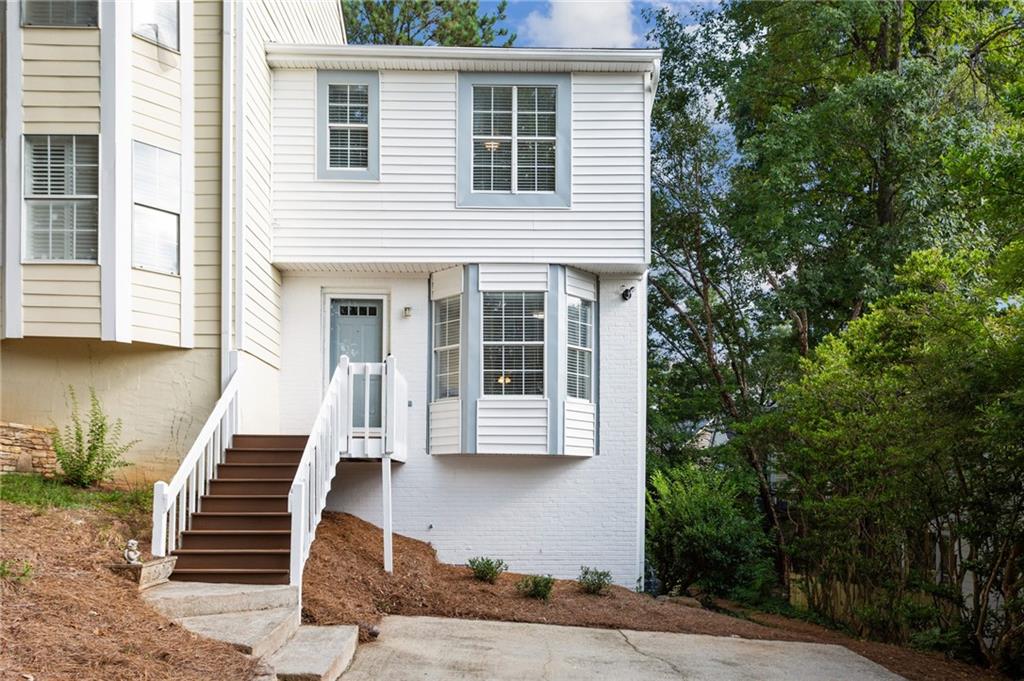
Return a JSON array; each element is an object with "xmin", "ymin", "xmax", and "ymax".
[{"xmin": 0, "ymin": 422, "xmax": 59, "ymax": 477}]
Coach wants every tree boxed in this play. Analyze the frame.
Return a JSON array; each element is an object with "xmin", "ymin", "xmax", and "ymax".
[{"xmin": 342, "ymin": 0, "xmax": 515, "ymax": 47}]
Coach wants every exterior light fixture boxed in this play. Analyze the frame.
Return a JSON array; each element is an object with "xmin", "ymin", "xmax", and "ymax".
[
  {"xmin": 403, "ymin": 306, "xmax": 412, "ymax": 318},
  {"xmin": 483, "ymin": 140, "xmax": 501, "ymax": 153}
]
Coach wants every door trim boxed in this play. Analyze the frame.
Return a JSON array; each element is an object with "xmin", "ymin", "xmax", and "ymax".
[{"xmin": 320, "ymin": 289, "xmax": 390, "ymax": 394}]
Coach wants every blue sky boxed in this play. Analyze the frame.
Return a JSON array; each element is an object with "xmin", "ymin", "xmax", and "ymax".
[{"xmin": 479, "ymin": 1, "xmax": 707, "ymax": 49}]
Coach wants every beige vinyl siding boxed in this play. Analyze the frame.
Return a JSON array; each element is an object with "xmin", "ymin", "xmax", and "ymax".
[
  {"xmin": 193, "ymin": 0, "xmax": 222, "ymax": 348},
  {"xmin": 241, "ymin": 0, "xmax": 345, "ymax": 368},
  {"xmin": 132, "ymin": 38, "xmax": 182, "ymax": 152},
  {"xmin": 22, "ymin": 28, "xmax": 101, "ymax": 134},
  {"xmin": 22, "ymin": 264, "xmax": 101, "ymax": 337},
  {"xmin": 132, "ymin": 269, "xmax": 181, "ymax": 346}
]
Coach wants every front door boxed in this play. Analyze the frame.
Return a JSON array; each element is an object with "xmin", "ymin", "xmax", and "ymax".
[{"xmin": 329, "ymin": 299, "xmax": 384, "ymax": 429}]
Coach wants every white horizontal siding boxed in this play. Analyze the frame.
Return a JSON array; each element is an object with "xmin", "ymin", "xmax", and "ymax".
[
  {"xmin": 478, "ymin": 264, "xmax": 548, "ymax": 291},
  {"xmin": 271, "ymin": 70, "xmax": 646, "ymax": 266},
  {"xmin": 566, "ymin": 267, "xmax": 597, "ymax": 301},
  {"xmin": 565, "ymin": 400, "xmax": 596, "ymax": 456},
  {"xmin": 430, "ymin": 266, "xmax": 463, "ymax": 300},
  {"xmin": 429, "ymin": 399, "xmax": 461, "ymax": 454},
  {"xmin": 477, "ymin": 399, "xmax": 548, "ymax": 454}
]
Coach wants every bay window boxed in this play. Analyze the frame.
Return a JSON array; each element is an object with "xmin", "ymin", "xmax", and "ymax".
[
  {"xmin": 433, "ymin": 295, "xmax": 461, "ymax": 399},
  {"xmin": 482, "ymin": 291, "xmax": 545, "ymax": 396},
  {"xmin": 24, "ymin": 135, "xmax": 99, "ymax": 262},
  {"xmin": 567, "ymin": 297, "xmax": 594, "ymax": 401},
  {"xmin": 132, "ymin": 142, "xmax": 181, "ymax": 274}
]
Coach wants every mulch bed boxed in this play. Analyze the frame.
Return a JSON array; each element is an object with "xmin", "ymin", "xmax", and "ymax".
[
  {"xmin": 303, "ymin": 512, "xmax": 1009, "ymax": 681},
  {"xmin": 0, "ymin": 502, "xmax": 255, "ymax": 681}
]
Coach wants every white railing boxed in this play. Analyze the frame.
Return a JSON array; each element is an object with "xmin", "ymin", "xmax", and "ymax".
[{"xmin": 151, "ymin": 370, "xmax": 240, "ymax": 557}]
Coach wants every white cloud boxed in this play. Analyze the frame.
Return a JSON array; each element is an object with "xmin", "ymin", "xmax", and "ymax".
[{"xmin": 520, "ymin": 1, "xmax": 639, "ymax": 48}]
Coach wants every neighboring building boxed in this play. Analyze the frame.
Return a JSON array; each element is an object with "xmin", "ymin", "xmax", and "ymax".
[{"xmin": 3, "ymin": 0, "xmax": 660, "ymax": 588}]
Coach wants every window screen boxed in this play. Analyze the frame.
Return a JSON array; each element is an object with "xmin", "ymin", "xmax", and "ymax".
[
  {"xmin": 22, "ymin": 0, "xmax": 98, "ymax": 26},
  {"xmin": 472, "ymin": 85, "xmax": 556, "ymax": 194},
  {"xmin": 24, "ymin": 135, "xmax": 99, "ymax": 261},
  {"xmin": 567, "ymin": 297, "xmax": 594, "ymax": 401},
  {"xmin": 132, "ymin": 142, "xmax": 181, "ymax": 274},
  {"xmin": 133, "ymin": 0, "xmax": 179, "ymax": 50},
  {"xmin": 483, "ymin": 292, "xmax": 545, "ymax": 396},
  {"xmin": 433, "ymin": 296, "xmax": 461, "ymax": 399},
  {"xmin": 327, "ymin": 84, "xmax": 370, "ymax": 169}
]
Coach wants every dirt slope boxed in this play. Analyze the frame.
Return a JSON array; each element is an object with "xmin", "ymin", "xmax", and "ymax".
[{"xmin": 303, "ymin": 512, "xmax": 1006, "ymax": 681}]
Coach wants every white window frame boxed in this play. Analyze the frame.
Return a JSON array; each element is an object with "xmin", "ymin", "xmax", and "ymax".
[
  {"xmin": 471, "ymin": 84, "xmax": 557, "ymax": 195},
  {"xmin": 132, "ymin": 0, "xmax": 180, "ymax": 51},
  {"xmin": 566, "ymin": 296, "xmax": 594, "ymax": 402},
  {"xmin": 23, "ymin": 134, "xmax": 99, "ymax": 263},
  {"xmin": 132, "ymin": 141, "xmax": 181, "ymax": 275},
  {"xmin": 432, "ymin": 295, "xmax": 461, "ymax": 401},
  {"xmin": 481, "ymin": 291, "xmax": 546, "ymax": 398}
]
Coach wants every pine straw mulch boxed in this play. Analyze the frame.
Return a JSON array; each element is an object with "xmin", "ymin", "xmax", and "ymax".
[
  {"xmin": 0, "ymin": 501, "xmax": 256, "ymax": 681},
  {"xmin": 302, "ymin": 512, "xmax": 1009, "ymax": 681}
]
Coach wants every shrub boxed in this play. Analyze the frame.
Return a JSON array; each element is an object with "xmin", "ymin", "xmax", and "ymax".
[
  {"xmin": 0, "ymin": 559, "xmax": 33, "ymax": 583},
  {"xmin": 577, "ymin": 566, "xmax": 612, "ymax": 595},
  {"xmin": 646, "ymin": 463, "xmax": 768, "ymax": 596},
  {"xmin": 516, "ymin": 574, "xmax": 555, "ymax": 601},
  {"xmin": 52, "ymin": 386, "xmax": 137, "ymax": 488},
  {"xmin": 467, "ymin": 556, "xmax": 507, "ymax": 583}
]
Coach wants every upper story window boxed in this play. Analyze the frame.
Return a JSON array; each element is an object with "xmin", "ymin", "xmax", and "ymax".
[
  {"xmin": 24, "ymin": 135, "xmax": 98, "ymax": 262},
  {"xmin": 567, "ymin": 297, "xmax": 594, "ymax": 401},
  {"xmin": 433, "ymin": 295, "xmax": 461, "ymax": 399},
  {"xmin": 457, "ymin": 73, "xmax": 571, "ymax": 209},
  {"xmin": 316, "ymin": 71, "xmax": 380, "ymax": 181},
  {"xmin": 133, "ymin": 0, "xmax": 180, "ymax": 51},
  {"xmin": 132, "ymin": 142, "xmax": 181, "ymax": 274},
  {"xmin": 483, "ymin": 291, "xmax": 545, "ymax": 396},
  {"xmin": 22, "ymin": 0, "xmax": 97, "ymax": 26}
]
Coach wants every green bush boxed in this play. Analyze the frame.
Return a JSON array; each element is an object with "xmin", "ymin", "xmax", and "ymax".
[
  {"xmin": 467, "ymin": 556, "xmax": 507, "ymax": 583},
  {"xmin": 0, "ymin": 559, "xmax": 33, "ymax": 584},
  {"xmin": 516, "ymin": 574, "xmax": 555, "ymax": 601},
  {"xmin": 52, "ymin": 386, "xmax": 137, "ymax": 488},
  {"xmin": 577, "ymin": 566, "xmax": 612, "ymax": 595},
  {"xmin": 646, "ymin": 463, "xmax": 768, "ymax": 596}
]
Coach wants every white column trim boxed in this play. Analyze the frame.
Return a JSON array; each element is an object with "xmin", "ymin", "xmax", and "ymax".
[
  {"xmin": 179, "ymin": 0, "xmax": 195, "ymax": 347},
  {"xmin": 99, "ymin": 0, "xmax": 133, "ymax": 342},
  {"xmin": 220, "ymin": 0, "xmax": 234, "ymax": 387},
  {"xmin": 3, "ymin": 5, "xmax": 24, "ymax": 338},
  {"xmin": 233, "ymin": 0, "xmax": 246, "ymax": 351},
  {"xmin": 635, "ymin": 271, "xmax": 649, "ymax": 588}
]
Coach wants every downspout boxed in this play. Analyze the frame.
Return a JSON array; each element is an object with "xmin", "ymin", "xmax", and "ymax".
[
  {"xmin": 219, "ymin": 0, "xmax": 234, "ymax": 388},
  {"xmin": 233, "ymin": 0, "xmax": 246, "ymax": 355}
]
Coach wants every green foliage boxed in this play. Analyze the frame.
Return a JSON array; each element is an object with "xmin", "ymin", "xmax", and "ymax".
[
  {"xmin": 342, "ymin": 0, "xmax": 514, "ymax": 47},
  {"xmin": 576, "ymin": 566, "xmax": 612, "ymax": 595},
  {"xmin": 466, "ymin": 556, "xmax": 507, "ymax": 583},
  {"xmin": 0, "ymin": 559, "xmax": 33, "ymax": 584},
  {"xmin": 0, "ymin": 473, "xmax": 152, "ymax": 520},
  {"xmin": 515, "ymin": 574, "xmax": 555, "ymax": 601},
  {"xmin": 646, "ymin": 464, "xmax": 768, "ymax": 597},
  {"xmin": 52, "ymin": 386, "xmax": 136, "ymax": 488},
  {"xmin": 757, "ymin": 249, "xmax": 1024, "ymax": 671}
]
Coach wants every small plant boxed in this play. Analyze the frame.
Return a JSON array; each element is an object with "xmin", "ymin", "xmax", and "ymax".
[
  {"xmin": 52, "ymin": 386, "xmax": 137, "ymax": 488},
  {"xmin": 515, "ymin": 574, "xmax": 555, "ymax": 601},
  {"xmin": 467, "ymin": 556, "xmax": 508, "ymax": 583},
  {"xmin": 577, "ymin": 566, "xmax": 613, "ymax": 595},
  {"xmin": 0, "ymin": 559, "xmax": 33, "ymax": 584}
]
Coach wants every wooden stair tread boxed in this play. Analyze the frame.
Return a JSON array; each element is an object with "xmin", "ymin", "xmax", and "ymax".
[
  {"xmin": 174, "ymin": 549, "xmax": 290, "ymax": 554},
  {"xmin": 182, "ymin": 530, "xmax": 290, "ymax": 535},
  {"xmin": 172, "ymin": 569, "xmax": 289, "ymax": 574},
  {"xmin": 193, "ymin": 512, "xmax": 290, "ymax": 515}
]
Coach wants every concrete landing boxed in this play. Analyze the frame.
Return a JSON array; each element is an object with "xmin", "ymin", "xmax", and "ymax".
[
  {"xmin": 142, "ymin": 581, "xmax": 298, "ymax": 619},
  {"xmin": 270, "ymin": 625, "xmax": 360, "ymax": 681},
  {"xmin": 339, "ymin": 616, "xmax": 904, "ymax": 681},
  {"xmin": 177, "ymin": 606, "xmax": 300, "ymax": 658}
]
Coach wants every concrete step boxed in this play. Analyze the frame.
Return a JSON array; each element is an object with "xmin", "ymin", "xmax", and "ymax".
[
  {"xmin": 177, "ymin": 606, "xmax": 301, "ymax": 658},
  {"xmin": 142, "ymin": 581, "xmax": 298, "ymax": 618},
  {"xmin": 269, "ymin": 625, "xmax": 359, "ymax": 681}
]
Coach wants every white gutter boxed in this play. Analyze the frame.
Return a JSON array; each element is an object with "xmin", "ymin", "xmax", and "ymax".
[{"xmin": 219, "ymin": 0, "xmax": 234, "ymax": 387}]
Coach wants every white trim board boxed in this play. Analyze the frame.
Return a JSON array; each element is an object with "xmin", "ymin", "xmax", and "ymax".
[{"xmin": 3, "ymin": 6, "xmax": 24, "ymax": 338}]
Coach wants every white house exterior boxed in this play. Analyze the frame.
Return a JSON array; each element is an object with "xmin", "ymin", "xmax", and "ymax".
[{"xmin": 2, "ymin": 0, "xmax": 659, "ymax": 589}]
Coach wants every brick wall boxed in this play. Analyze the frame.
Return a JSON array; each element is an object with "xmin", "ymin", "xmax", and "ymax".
[{"xmin": 0, "ymin": 422, "xmax": 59, "ymax": 477}]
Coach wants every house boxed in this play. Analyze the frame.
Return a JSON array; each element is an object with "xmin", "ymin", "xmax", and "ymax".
[{"xmin": 1, "ymin": 0, "xmax": 660, "ymax": 590}]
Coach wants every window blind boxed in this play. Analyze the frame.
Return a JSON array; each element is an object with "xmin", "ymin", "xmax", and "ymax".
[
  {"xmin": 433, "ymin": 295, "xmax": 461, "ymax": 399},
  {"xmin": 567, "ymin": 297, "xmax": 594, "ymax": 401},
  {"xmin": 327, "ymin": 84, "xmax": 370, "ymax": 169},
  {"xmin": 472, "ymin": 85, "xmax": 556, "ymax": 194},
  {"xmin": 22, "ymin": 0, "xmax": 98, "ymax": 26},
  {"xmin": 133, "ymin": 0, "xmax": 179, "ymax": 50},
  {"xmin": 132, "ymin": 142, "xmax": 181, "ymax": 274},
  {"xmin": 24, "ymin": 135, "xmax": 99, "ymax": 261},
  {"xmin": 482, "ymin": 291, "xmax": 545, "ymax": 396}
]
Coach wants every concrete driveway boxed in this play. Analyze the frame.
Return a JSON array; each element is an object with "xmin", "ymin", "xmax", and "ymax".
[{"xmin": 340, "ymin": 615, "xmax": 903, "ymax": 681}]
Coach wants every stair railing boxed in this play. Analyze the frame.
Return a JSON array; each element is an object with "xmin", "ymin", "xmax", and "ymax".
[
  {"xmin": 151, "ymin": 370, "xmax": 241, "ymax": 557},
  {"xmin": 289, "ymin": 355, "xmax": 351, "ymax": 587}
]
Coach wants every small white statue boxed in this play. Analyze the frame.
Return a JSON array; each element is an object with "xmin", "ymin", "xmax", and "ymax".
[{"xmin": 123, "ymin": 539, "xmax": 142, "ymax": 565}]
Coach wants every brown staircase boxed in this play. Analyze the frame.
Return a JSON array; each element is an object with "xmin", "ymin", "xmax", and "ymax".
[{"xmin": 170, "ymin": 434, "xmax": 307, "ymax": 585}]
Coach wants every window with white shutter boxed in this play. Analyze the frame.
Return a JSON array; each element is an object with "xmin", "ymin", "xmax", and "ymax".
[
  {"xmin": 433, "ymin": 295, "xmax": 461, "ymax": 399},
  {"xmin": 483, "ymin": 292, "xmax": 545, "ymax": 396},
  {"xmin": 132, "ymin": 142, "xmax": 181, "ymax": 274},
  {"xmin": 316, "ymin": 71, "xmax": 379, "ymax": 181},
  {"xmin": 567, "ymin": 297, "xmax": 594, "ymax": 401},
  {"xmin": 22, "ymin": 0, "xmax": 98, "ymax": 26},
  {"xmin": 133, "ymin": 0, "xmax": 179, "ymax": 50},
  {"xmin": 24, "ymin": 135, "xmax": 99, "ymax": 262}
]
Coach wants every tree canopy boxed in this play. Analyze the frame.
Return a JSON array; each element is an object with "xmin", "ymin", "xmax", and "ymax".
[{"xmin": 342, "ymin": 0, "xmax": 515, "ymax": 47}]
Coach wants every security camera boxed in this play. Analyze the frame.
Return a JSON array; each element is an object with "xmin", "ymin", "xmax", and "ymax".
[{"xmin": 621, "ymin": 286, "xmax": 636, "ymax": 301}]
